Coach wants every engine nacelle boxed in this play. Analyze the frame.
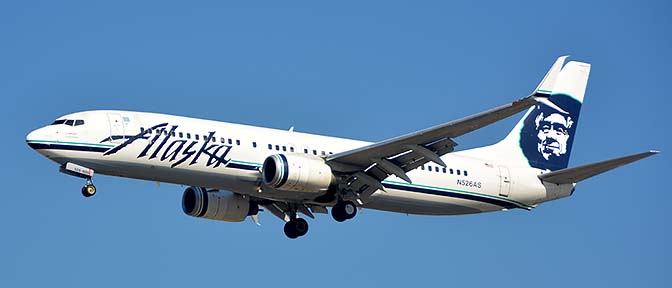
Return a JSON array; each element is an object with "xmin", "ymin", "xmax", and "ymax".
[
  {"xmin": 262, "ymin": 154, "xmax": 333, "ymax": 193},
  {"xmin": 182, "ymin": 187, "xmax": 254, "ymax": 222}
]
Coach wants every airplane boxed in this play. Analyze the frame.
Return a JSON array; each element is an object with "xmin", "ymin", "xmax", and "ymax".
[{"xmin": 26, "ymin": 56, "xmax": 658, "ymax": 239}]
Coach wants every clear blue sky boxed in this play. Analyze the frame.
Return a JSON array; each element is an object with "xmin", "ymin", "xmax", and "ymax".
[{"xmin": 2, "ymin": 1, "xmax": 670, "ymax": 287}]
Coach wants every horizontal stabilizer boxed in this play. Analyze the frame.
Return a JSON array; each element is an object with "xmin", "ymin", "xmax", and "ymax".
[{"xmin": 538, "ymin": 150, "xmax": 659, "ymax": 184}]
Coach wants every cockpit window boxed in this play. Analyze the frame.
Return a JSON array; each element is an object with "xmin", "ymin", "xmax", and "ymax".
[{"xmin": 51, "ymin": 119, "xmax": 85, "ymax": 126}]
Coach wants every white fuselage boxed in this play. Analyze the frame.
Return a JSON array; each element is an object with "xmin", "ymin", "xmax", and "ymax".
[{"xmin": 27, "ymin": 110, "xmax": 574, "ymax": 215}]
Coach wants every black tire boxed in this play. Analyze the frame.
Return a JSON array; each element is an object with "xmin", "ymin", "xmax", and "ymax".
[
  {"xmin": 331, "ymin": 204, "xmax": 347, "ymax": 222},
  {"xmin": 293, "ymin": 218, "xmax": 309, "ymax": 237},
  {"xmin": 342, "ymin": 201, "xmax": 357, "ymax": 219},
  {"xmin": 284, "ymin": 221, "xmax": 299, "ymax": 239},
  {"xmin": 81, "ymin": 185, "xmax": 96, "ymax": 198}
]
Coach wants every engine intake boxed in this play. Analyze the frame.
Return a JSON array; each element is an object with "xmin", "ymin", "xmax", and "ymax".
[
  {"xmin": 262, "ymin": 154, "xmax": 333, "ymax": 193},
  {"xmin": 182, "ymin": 187, "xmax": 255, "ymax": 222}
]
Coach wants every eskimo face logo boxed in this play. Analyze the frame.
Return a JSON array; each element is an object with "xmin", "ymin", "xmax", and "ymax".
[
  {"xmin": 535, "ymin": 110, "xmax": 573, "ymax": 160},
  {"xmin": 520, "ymin": 94, "xmax": 581, "ymax": 171}
]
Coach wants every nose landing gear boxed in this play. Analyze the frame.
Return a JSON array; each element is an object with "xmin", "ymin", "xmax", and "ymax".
[
  {"xmin": 81, "ymin": 178, "xmax": 97, "ymax": 198},
  {"xmin": 59, "ymin": 163, "xmax": 97, "ymax": 198}
]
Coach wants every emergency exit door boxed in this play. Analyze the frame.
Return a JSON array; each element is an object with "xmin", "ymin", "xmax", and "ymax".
[{"xmin": 498, "ymin": 166, "xmax": 511, "ymax": 197}]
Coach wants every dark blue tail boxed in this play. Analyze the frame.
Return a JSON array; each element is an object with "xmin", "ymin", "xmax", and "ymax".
[{"xmin": 494, "ymin": 59, "xmax": 591, "ymax": 171}]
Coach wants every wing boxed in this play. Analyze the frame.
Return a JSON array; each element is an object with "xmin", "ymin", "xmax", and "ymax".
[
  {"xmin": 325, "ymin": 56, "xmax": 568, "ymax": 200},
  {"xmin": 325, "ymin": 95, "xmax": 542, "ymax": 198}
]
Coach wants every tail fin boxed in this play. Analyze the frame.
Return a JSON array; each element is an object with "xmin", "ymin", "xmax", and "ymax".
[{"xmin": 496, "ymin": 56, "xmax": 591, "ymax": 171}]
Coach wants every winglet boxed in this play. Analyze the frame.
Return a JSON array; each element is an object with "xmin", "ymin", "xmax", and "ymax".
[{"xmin": 533, "ymin": 55, "xmax": 569, "ymax": 96}]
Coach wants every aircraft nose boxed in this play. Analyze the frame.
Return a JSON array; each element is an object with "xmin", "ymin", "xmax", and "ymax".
[{"xmin": 26, "ymin": 127, "xmax": 46, "ymax": 149}]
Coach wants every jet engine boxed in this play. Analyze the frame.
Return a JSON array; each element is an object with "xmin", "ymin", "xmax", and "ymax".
[
  {"xmin": 262, "ymin": 154, "xmax": 333, "ymax": 193},
  {"xmin": 182, "ymin": 187, "xmax": 256, "ymax": 222}
]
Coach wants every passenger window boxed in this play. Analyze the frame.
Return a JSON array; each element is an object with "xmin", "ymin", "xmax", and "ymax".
[
  {"xmin": 457, "ymin": 170, "xmax": 461, "ymax": 175},
  {"xmin": 442, "ymin": 167, "xmax": 447, "ymax": 173},
  {"xmin": 75, "ymin": 120, "xmax": 84, "ymax": 126},
  {"xmin": 268, "ymin": 144, "xmax": 272, "ymax": 150},
  {"xmin": 329, "ymin": 152, "xmax": 333, "ymax": 155},
  {"xmin": 435, "ymin": 167, "xmax": 440, "ymax": 172},
  {"xmin": 187, "ymin": 133, "xmax": 191, "ymax": 139},
  {"xmin": 282, "ymin": 146, "xmax": 287, "ymax": 151},
  {"xmin": 450, "ymin": 169, "xmax": 454, "ymax": 174},
  {"xmin": 228, "ymin": 139, "xmax": 233, "ymax": 145},
  {"xmin": 171, "ymin": 131, "xmax": 176, "ymax": 136},
  {"xmin": 275, "ymin": 145, "xmax": 280, "ymax": 151},
  {"xmin": 221, "ymin": 137, "xmax": 225, "ymax": 143},
  {"xmin": 164, "ymin": 130, "xmax": 168, "ymax": 136},
  {"xmin": 179, "ymin": 132, "xmax": 183, "ymax": 138},
  {"xmin": 464, "ymin": 171, "xmax": 468, "ymax": 176},
  {"xmin": 195, "ymin": 135, "xmax": 200, "ymax": 140},
  {"xmin": 65, "ymin": 120, "xmax": 74, "ymax": 126},
  {"xmin": 236, "ymin": 140, "xmax": 240, "ymax": 145},
  {"xmin": 304, "ymin": 148, "xmax": 308, "ymax": 154},
  {"xmin": 312, "ymin": 150, "xmax": 317, "ymax": 155},
  {"xmin": 421, "ymin": 166, "xmax": 425, "ymax": 170},
  {"xmin": 253, "ymin": 142, "xmax": 257, "ymax": 148},
  {"xmin": 290, "ymin": 147, "xmax": 294, "ymax": 152}
]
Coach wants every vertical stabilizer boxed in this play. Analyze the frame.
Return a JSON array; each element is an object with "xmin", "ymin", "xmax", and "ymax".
[{"xmin": 490, "ymin": 57, "xmax": 591, "ymax": 171}]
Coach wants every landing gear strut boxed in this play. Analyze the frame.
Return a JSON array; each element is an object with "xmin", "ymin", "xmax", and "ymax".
[
  {"xmin": 81, "ymin": 178, "xmax": 96, "ymax": 198},
  {"xmin": 332, "ymin": 200, "xmax": 357, "ymax": 222}
]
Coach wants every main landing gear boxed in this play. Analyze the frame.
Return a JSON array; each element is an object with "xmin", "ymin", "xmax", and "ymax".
[
  {"xmin": 282, "ymin": 203, "xmax": 310, "ymax": 239},
  {"xmin": 81, "ymin": 178, "xmax": 97, "ymax": 198},
  {"xmin": 284, "ymin": 218, "xmax": 309, "ymax": 239},
  {"xmin": 331, "ymin": 200, "xmax": 357, "ymax": 222}
]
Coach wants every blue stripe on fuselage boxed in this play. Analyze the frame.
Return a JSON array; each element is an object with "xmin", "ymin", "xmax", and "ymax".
[
  {"xmin": 27, "ymin": 142, "xmax": 110, "ymax": 153},
  {"xmin": 382, "ymin": 183, "xmax": 520, "ymax": 209},
  {"xmin": 27, "ymin": 142, "xmax": 521, "ymax": 209},
  {"xmin": 227, "ymin": 162, "xmax": 259, "ymax": 171}
]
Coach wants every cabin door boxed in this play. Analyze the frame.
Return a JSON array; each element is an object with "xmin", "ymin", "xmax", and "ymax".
[
  {"xmin": 498, "ymin": 166, "xmax": 511, "ymax": 197},
  {"xmin": 107, "ymin": 113, "xmax": 126, "ymax": 143}
]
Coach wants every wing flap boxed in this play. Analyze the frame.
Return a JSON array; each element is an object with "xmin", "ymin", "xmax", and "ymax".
[{"xmin": 539, "ymin": 150, "xmax": 659, "ymax": 184}]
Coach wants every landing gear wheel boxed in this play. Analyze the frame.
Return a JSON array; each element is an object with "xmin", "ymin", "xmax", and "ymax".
[
  {"xmin": 82, "ymin": 184, "xmax": 96, "ymax": 198},
  {"xmin": 332, "ymin": 203, "xmax": 347, "ymax": 222},
  {"xmin": 284, "ymin": 218, "xmax": 309, "ymax": 239},
  {"xmin": 332, "ymin": 201, "xmax": 357, "ymax": 222},
  {"xmin": 342, "ymin": 201, "xmax": 357, "ymax": 219}
]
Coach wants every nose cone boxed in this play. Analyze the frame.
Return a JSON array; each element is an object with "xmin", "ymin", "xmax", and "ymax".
[{"xmin": 26, "ymin": 127, "xmax": 46, "ymax": 150}]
